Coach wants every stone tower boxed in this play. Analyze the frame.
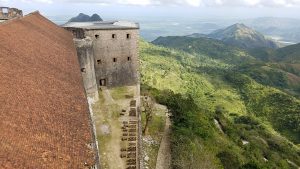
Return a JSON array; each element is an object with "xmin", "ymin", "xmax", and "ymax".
[
  {"xmin": 63, "ymin": 21, "xmax": 139, "ymax": 99},
  {"xmin": 0, "ymin": 7, "xmax": 23, "ymax": 22}
]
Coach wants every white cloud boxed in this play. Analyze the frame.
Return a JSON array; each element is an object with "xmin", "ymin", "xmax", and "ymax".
[
  {"xmin": 0, "ymin": 0, "xmax": 9, "ymax": 5},
  {"xmin": 186, "ymin": 0, "xmax": 202, "ymax": 7},
  {"xmin": 207, "ymin": 0, "xmax": 300, "ymax": 7},
  {"xmin": 21, "ymin": 0, "xmax": 53, "ymax": 4},
  {"xmin": 117, "ymin": 0, "xmax": 152, "ymax": 6}
]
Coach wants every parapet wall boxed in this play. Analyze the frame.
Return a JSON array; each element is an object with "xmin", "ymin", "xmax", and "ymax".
[
  {"xmin": 0, "ymin": 7, "xmax": 23, "ymax": 20},
  {"xmin": 74, "ymin": 37, "xmax": 99, "ymax": 101}
]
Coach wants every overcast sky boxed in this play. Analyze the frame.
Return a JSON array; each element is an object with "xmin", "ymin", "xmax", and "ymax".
[{"xmin": 1, "ymin": 0, "xmax": 300, "ymax": 19}]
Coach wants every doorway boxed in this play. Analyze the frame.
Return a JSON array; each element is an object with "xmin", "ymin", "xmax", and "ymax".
[{"xmin": 100, "ymin": 79, "xmax": 106, "ymax": 86}]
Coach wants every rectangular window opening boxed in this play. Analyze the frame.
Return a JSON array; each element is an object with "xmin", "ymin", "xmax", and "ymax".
[
  {"xmin": 97, "ymin": 59, "xmax": 101, "ymax": 64},
  {"xmin": 112, "ymin": 34, "xmax": 116, "ymax": 39},
  {"xmin": 100, "ymin": 79, "xmax": 106, "ymax": 86},
  {"xmin": 127, "ymin": 34, "xmax": 131, "ymax": 39},
  {"xmin": 127, "ymin": 57, "xmax": 131, "ymax": 61},
  {"xmin": 113, "ymin": 58, "xmax": 117, "ymax": 62}
]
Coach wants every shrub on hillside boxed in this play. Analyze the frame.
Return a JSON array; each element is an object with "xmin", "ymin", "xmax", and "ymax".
[{"xmin": 217, "ymin": 150, "xmax": 241, "ymax": 169}]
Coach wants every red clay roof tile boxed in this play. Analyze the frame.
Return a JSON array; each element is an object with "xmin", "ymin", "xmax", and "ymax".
[{"xmin": 0, "ymin": 12, "xmax": 97, "ymax": 168}]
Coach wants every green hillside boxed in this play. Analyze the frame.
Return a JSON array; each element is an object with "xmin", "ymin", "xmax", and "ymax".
[
  {"xmin": 140, "ymin": 40, "xmax": 300, "ymax": 169},
  {"xmin": 152, "ymin": 36, "xmax": 256, "ymax": 64},
  {"xmin": 275, "ymin": 43, "xmax": 300, "ymax": 63},
  {"xmin": 153, "ymin": 36, "xmax": 300, "ymax": 97},
  {"xmin": 248, "ymin": 43, "xmax": 300, "ymax": 64},
  {"xmin": 248, "ymin": 44, "xmax": 300, "ymax": 96}
]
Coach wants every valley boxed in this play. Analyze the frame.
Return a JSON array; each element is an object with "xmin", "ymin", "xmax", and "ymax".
[
  {"xmin": 1, "ymin": 1, "xmax": 300, "ymax": 169},
  {"xmin": 139, "ymin": 39, "xmax": 300, "ymax": 168},
  {"xmin": 153, "ymin": 34, "xmax": 300, "ymax": 98}
]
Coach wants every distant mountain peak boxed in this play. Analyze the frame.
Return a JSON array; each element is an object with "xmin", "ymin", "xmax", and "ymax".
[
  {"xmin": 233, "ymin": 23, "xmax": 246, "ymax": 27},
  {"xmin": 90, "ymin": 14, "xmax": 102, "ymax": 21},
  {"xmin": 68, "ymin": 13, "xmax": 103, "ymax": 22},
  {"xmin": 208, "ymin": 23, "xmax": 279, "ymax": 49}
]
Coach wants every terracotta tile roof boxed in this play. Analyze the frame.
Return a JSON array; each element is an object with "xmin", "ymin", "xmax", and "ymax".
[{"xmin": 0, "ymin": 12, "xmax": 98, "ymax": 168}]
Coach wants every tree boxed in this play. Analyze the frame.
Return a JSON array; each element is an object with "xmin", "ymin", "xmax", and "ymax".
[{"xmin": 142, "ymin": 95, "xmax": 155, "ymax": 135}]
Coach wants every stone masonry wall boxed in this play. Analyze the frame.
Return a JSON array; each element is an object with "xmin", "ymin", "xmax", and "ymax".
[
  {"xmin": 84, "ymin": 29, "xmax": 139, "ymax": 88},
  {"xmin": 0, "ymin": 7, "xmax": 23, "ymax": 20},
  {"xmin": 74, "ymin": 37, "xmax": 99, "ymax": 101}
]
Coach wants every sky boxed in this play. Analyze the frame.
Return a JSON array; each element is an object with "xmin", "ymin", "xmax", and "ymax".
[{"xmin": 1, "ymin": 0, "xmax": 300, "ymax": 20}]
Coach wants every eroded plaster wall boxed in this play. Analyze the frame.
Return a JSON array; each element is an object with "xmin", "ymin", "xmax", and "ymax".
[
  {"xmin": 74, "ymin": 37, "xmax": 99, "ymax": 101},
  {"xmin": 85, "ymin": 29, "xmax": 139, "ymax": 88}
]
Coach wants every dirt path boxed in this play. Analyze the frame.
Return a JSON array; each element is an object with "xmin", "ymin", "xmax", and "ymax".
[{"xmin": 155, "ymin": 113, "xmax": 171, "ymax": 169}]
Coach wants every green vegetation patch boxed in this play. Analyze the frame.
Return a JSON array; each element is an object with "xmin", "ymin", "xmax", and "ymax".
[
  {"xmin": 110, "ymin": 86, "xmax": 134, "ymax": 100},
  {"xmin": 140, "ymin": 40, "xmax": 300, "ymax": 169}
]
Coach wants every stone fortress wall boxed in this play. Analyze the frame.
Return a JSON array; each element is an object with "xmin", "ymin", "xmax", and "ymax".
[
  {"xmin": 85, "ymin": 29, "xmax": 139, "ymax": 88},
  {"xmin": 64, "ymin": 22, "xmax": 141, "ymax": 168},
  {"xmin": 73, "ymin": 37, "xmax": 100, "ymax": 101},
  {"xmin": 63, "ymin": 22, "xmax": 139, "ymax": 101}
]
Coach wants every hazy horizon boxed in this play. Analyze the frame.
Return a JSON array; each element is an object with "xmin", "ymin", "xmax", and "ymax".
[
  {"xmin": 2, "ymin": 0, "xmax": 300, "ymax": 42},
  {"xmin": 2, "ymin": 0, "xmax": 300, "ymax": 20}
]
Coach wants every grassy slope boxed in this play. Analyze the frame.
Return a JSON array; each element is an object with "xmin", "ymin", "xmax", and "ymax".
[
  {"xmin": 152, "ymin": 36, "xmax": 256, "ymax": 64},
  {"xmin": 275, "ymin": 43, "xmax": 300, "ymax": 63},
  {"xmin": 249, "ymin": 44, "xmax": 300, "ymax": 96},
  {"xmin": 140, "ymin": 40, "xmax": 300, "ymax": 169},
  {"xmin": 153, "ymin": 36, "xmax": 300, "ymax": 98}
]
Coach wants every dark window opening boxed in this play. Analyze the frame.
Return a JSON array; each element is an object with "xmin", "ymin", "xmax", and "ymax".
[
  {"xmin": 81, "ymin": 68, "xmax": 86, "ymax": 73},
  {"xmin": 95, "ymin": 34, "xmax": 99, "ymax": 39},
  {"xmin": 100, "ymin": 79, "xmax": 106, "ymax": 86},
  {"xmin": 113, "ymin": 58, "xmax": 117, "ymax": 62},
  {"xmin": 112, "ymin": 34, "xmax": 116, "ymax": 39},
  {"xmin": 127, "ymin": 34, "xmax": 131, "ymax": 39},
  {"xmin": 127, "ymin": 57, "xmax": 131, "ymax": 61},
  {"xmin": 97, "ymin": 59, "xmax": 102, "ymax": 64}
]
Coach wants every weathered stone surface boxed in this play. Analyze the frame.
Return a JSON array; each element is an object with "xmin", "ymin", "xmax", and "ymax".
[
  {"xmin": 64, "ymin": 22, "xmax": 140, "ymax": 89},
  {"xmin": 0, "ymin": 7, "xmax": 22, "ymax": 21},
  {"xmin": 74, "ymin": 37, "xmax": 99, "ymax": 101},
  {"xmin": 86, "ymin": 29, "xmax": 139, "ymax": 88}
]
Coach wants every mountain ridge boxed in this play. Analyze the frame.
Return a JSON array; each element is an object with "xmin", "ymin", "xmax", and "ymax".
[
  {"xmin": 188, "ymin": 23, "xmax": 280, "ymax": 49},
  {"xmin": 68, "ymin": 13, "xmax": 103, "ymax": 22}
]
